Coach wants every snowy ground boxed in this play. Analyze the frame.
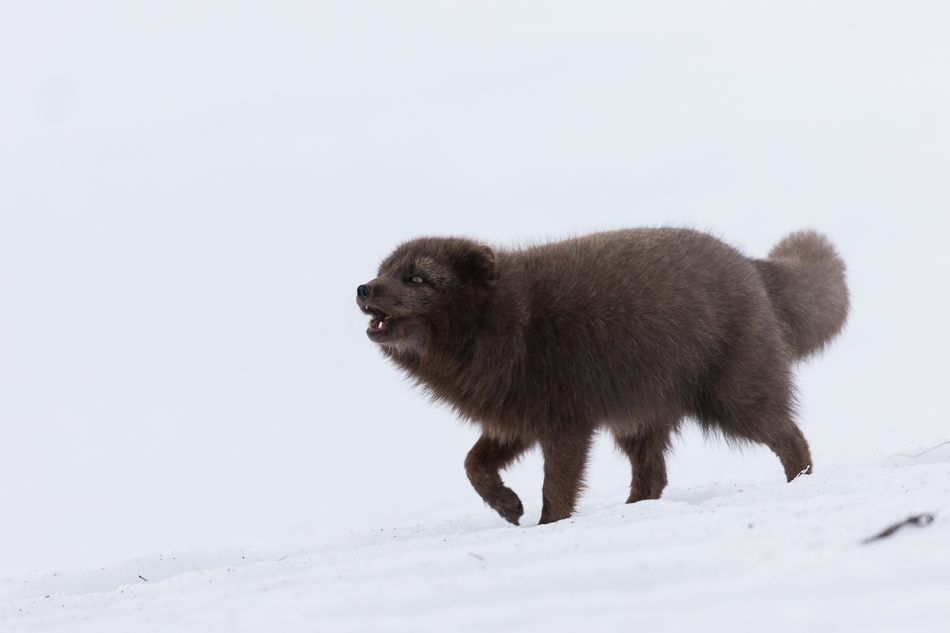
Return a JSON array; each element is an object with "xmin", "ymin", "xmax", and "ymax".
[{"xmin": 4, "ymin": 446, "xmax": 948, "ymax": 633}]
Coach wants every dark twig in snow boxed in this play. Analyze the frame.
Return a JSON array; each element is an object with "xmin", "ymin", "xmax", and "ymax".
[
  {"xmin": 894, "ymin": 440, "xmax": 950, "ymax": 459},
  {"xmin": 862, "ymin": 514, "xmax": 936, "ymax": 544},
  {"xmin": 468, "ymin": 553, "xmax": 484, "ymax": 561},
  {"xmin": 138, "ymin": 575, "xmax": 148, "ymax": 582}
]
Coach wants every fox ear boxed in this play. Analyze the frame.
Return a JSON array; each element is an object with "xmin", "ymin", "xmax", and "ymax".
[{"xmin": 462, "ymin": 243, "xmax": 496, "ymax": 287}]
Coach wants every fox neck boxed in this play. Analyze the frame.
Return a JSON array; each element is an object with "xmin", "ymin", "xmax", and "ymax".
[{"xmin": 393, "ymin": 288, "xmax": 528, "ymax": 419}]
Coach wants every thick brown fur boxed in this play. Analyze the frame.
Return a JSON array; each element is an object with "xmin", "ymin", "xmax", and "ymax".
[{"xmin": 357, "ymin": 228, "xmax": 849, "ymax": 525}]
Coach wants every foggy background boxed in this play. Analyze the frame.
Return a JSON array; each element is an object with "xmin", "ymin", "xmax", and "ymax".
[{"xmin": 1, "ymin": 1, "xmax": 947, "ymax": 575}]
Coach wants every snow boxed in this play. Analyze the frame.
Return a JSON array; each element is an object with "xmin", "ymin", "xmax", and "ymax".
[{"xmin": 4, "ymin": 448, "xmax": 948, "ymax": 632}]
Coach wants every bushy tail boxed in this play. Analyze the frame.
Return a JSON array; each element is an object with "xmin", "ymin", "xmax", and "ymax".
[{"xmin": 755, "ymin": 230, "xmax": 850, "ymax": 360}]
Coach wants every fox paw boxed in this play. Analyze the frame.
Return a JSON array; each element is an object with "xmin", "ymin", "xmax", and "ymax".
[{"xmin": 491, "ymin": 487, "xmax": 524, "ymax": 525}]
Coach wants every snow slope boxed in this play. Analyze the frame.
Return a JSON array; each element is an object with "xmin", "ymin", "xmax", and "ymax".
[{"xmin": 4, "ymin": 449, "xmax": 948, "ymax": 633}]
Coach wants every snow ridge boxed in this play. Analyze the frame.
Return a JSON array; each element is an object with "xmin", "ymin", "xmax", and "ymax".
[{"xmin": 3, "ymin": 455, "xmax": 949, "ymax": 633}]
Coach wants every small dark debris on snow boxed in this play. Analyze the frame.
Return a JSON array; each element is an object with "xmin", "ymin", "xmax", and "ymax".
[
  {"xmin": 468, "ymin": 553, "xmax": 484, "ymax": 561},
  {"xmin": 862, "ymin": 513, "xmax": 936, "ymax": 544},
  {"xmin": 894, "ymin": 440, "xmax": 950, "ymax": 459},
  {"xmin": 139, "ymin": 575, "xmax": 148, "ymax": 582}
]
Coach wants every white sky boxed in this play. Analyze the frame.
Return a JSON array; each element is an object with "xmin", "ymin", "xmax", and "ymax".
[{"xmin": 1, "ymin": 1, "xmax": 948, "ymax": 575}]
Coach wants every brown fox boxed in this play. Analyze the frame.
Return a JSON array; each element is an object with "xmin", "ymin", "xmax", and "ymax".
[{"xmin": 357, "ymin": 228, "xmax": 849, "ymax": 525}]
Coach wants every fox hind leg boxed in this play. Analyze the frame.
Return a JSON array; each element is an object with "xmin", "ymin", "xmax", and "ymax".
[{"xmin": 613, "ymin": 425, "xmax": 673, "ymax": 503}]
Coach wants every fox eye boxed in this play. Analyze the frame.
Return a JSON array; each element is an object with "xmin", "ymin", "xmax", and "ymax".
[{"xmin": 410, "ymin": 275, "xmax": 425, "ymax": 284}]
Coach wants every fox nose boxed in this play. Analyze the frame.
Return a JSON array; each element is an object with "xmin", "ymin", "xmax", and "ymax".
[{"xmin": 357, "ymin": 284, "xmax": 371, "ymax": 299}]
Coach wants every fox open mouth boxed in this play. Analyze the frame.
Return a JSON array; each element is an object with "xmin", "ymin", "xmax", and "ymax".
[{"xmin": 365, "ymin": 308, "xmax": 397, "ymax": 334}]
